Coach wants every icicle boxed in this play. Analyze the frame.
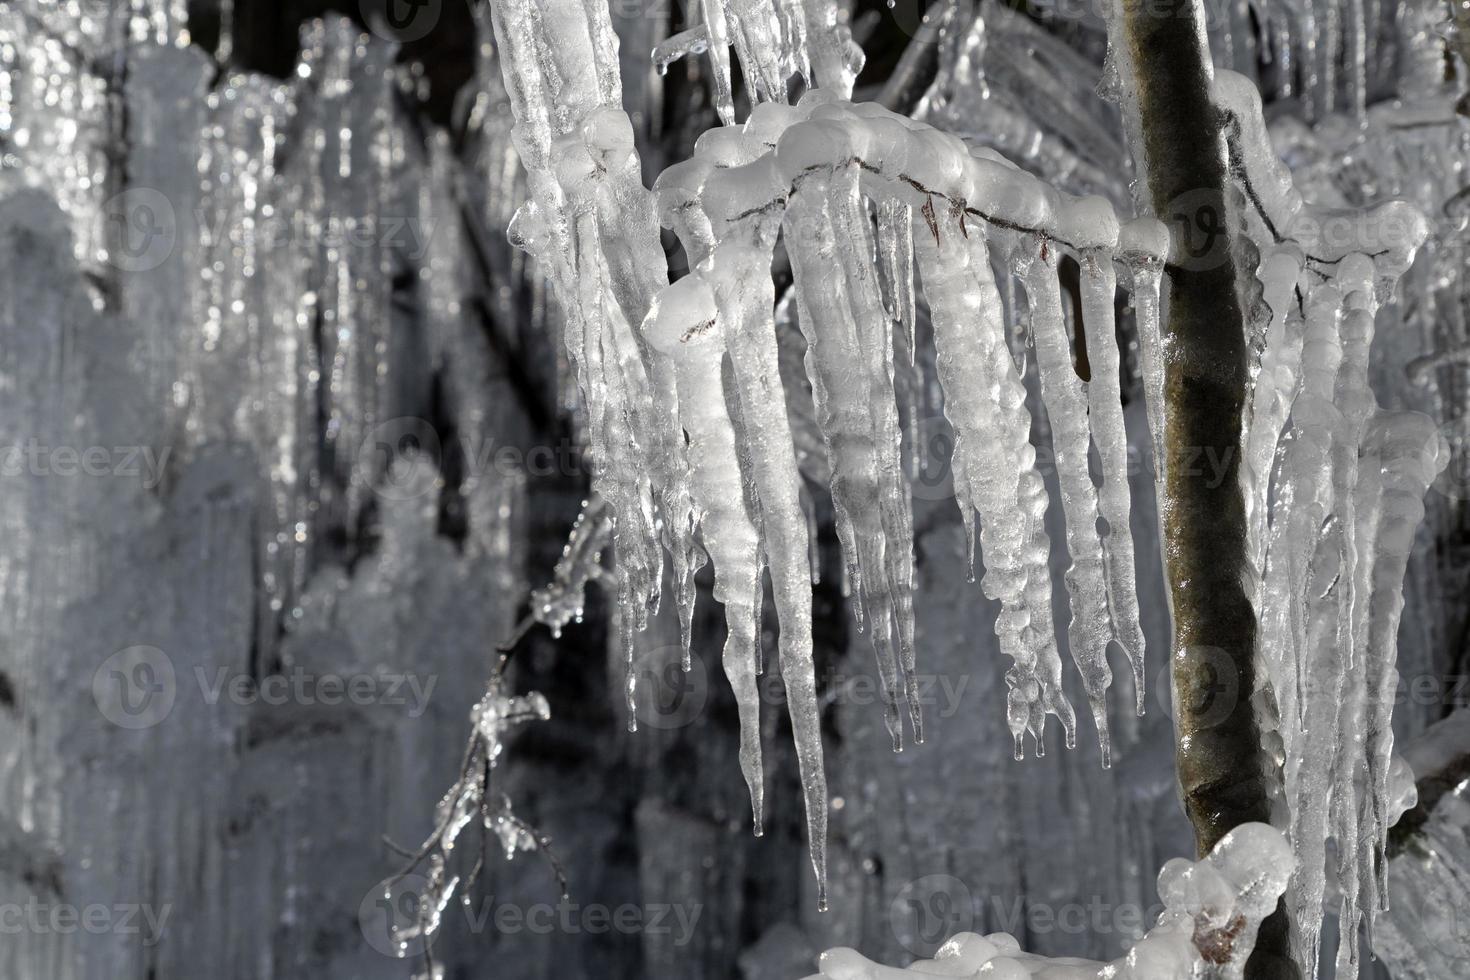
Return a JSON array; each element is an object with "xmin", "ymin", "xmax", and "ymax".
[
  {"xmin": 651, "ymin": 26, "xmax": 710, "ymax": 76},
  {"xmin": 877, "ymin": 199, "xmax": 921, "ymax": 482},
  {"xmin": 643, "ymin": 276, "xmax": 766, "ymax": 833},
  {"xmin": 877, "ymin": 199, "xmax": 917, "ymax": 361},
  {"xmin": 700, "ymin": 0, "xmax": 738, "ymax": 125},
  {"xmin": 1242, "ymin": 245, "xmax": 1307, "ymax": 565},
  {"xmin": 1119, "ymin": 219, "xmax": 1169, "ymax": 485},
  {"xmin": 1078, "ymin": 233, "xmax": 1145, "ymax": 716},
  {"xmin": 1347, "ymin": 428, "xmax": 1385, "ymax": 955},
  {"xmin": 1361, "ymin": 412, "xmax": 1447, "ymax": 916},
  {"xmin": 912, "ymin": 198, "xmax": 1076, "ymax": 759},
  {"xmin": 781, "ymin": 171, "xmax": 910, "ymax": 750},
  {"xmin": 707, "ymin": 238, "xmax": 829, "ymax": 909},
  {"xmin": 832, "ymin": 164, "xmax": 922, "ymax": 744},
  {"xmin": 697, "ymin": 147, "xmax": 831, "ymax": 898},
  {"xmin": 720, "ymin": 0, "xmax": 787, "ymax": 104},
  {"xmin": 1018, "ymin": 239, "xmax": 1117, "ymax": 767},
  {"xmin": 1322, "ymin": 258, "xmax": 1379, "ymax": 980},
  {"xmin": 773, "ymin": 0, "xmax": 812, "ymax": 84}
]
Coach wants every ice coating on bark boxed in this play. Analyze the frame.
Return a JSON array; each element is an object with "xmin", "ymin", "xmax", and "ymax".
[
  {"xmin": 643, "ymin": 275, "xmax": 766, "ymax": 834},
  {"xmin": 801, "ymin": 823, "xmax": 1294, "ymax": 980}
]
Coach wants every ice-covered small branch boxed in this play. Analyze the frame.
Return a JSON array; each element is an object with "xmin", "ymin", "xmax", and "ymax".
[
  {"xmin": 383, "ymin": 671, "xmax": 564, "ymax": 979},
  {"xmin": 801, "ymin": 823, "xmax": 1294, "ymax": 980}
]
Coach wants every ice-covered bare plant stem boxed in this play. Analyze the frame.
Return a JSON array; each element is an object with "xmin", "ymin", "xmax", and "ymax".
[
  {"xmin": 479, "ymin": 0, "xmax": 1440, "ymax": 974},
  {"xmin": 1104, "ymin": 1, "xmax": 1438, "ymax": 978},
  {"xmin": 804, "ymin": 821, "xmax": 1297, "ymax": 980},
  {"xmin": 381, "ymin": 664, "xmax": 565, "ymax": 980},
  {"xmin": 1101, "ymin": 0, "xmax": 1294, "ymax": 974}
]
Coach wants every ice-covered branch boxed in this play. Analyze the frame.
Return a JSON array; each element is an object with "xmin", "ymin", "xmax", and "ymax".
[{"xmin": 801, "ymin": 823, "xmax": 1294, "ymax": 980}]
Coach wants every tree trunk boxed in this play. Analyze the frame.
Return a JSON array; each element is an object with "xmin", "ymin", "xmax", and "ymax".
[{"xmin": 1113, "ymin": 2, "xmax": 1298, "ymax": 976}]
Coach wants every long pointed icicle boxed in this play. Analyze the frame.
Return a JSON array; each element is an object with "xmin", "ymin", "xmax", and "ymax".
[
  {"xmin": 783, "ymin": 172, "xmax": 910, "ymax": 751},
  {"xmin": 830, "ymin": 166, "xmax": 922, "ymax": 744},
  {"xmin": 1242, "ymin": 245, "xmax": 1307, "ymax": 565},
  {"xmin": 1119, "ymin": 219, "xmax": 1169, "ymax": 485},
  {"xmin": 829, "ymin": 164, "xmax": 922, "ymax": 745},
  {"xmin": 699, "ymin": 0, "xmax": 738, "ymax": 125},
  {"xmin": 709, "ymin": 244, "xmax": 830, "ymax": 909},
  {"xmin": 878, "ymin": 199, "xmax": 921, "ymax": 483},
  {"xmin": 1078, "ymin": 238, "xmax": 1145, "ymax": 715},
  {"xmin": 643, "ymin": 277, "xmax": 765, "ymax": 833},
  {"xmin": 1019, "ymin": 237, "xmax": 1117, "ymax": 767},
  {"xmin": 702, "ymin": 153, "xmax": 830, "ymax": 909},
  {"xmin": 1361, "ymin": 412, "xmax": 1446, "ymax": 914},
  {"xmin": 1325, "ymin": 257, "xmax": 1379, "ymax": 980},
  {"xmin": 1277, "ymin": 278, "xmax": 1347, "ymax": 976}
]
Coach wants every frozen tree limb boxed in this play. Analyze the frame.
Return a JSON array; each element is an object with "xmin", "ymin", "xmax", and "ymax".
[{"xmin": 1110, "ymin": 2, "xmax": 1294, "ymax": 976}]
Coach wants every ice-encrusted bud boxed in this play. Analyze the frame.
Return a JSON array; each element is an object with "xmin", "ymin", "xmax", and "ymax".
[
  {"xmin": 581, "ymin": 106, "xmax": 636, "ymax": 173},
  {"xmin": 641, "ymin": 274, "xmax": 720, "ymax": 357}
]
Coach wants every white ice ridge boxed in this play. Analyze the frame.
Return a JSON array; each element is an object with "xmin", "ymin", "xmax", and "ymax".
[
  {"xmin": 653, "ymin": 94, "xmax": 1165, "ymax": 768},
  {"xmin": 802, "ymin": 823, "xmax": 1294, "ymax": 980},
  {"xmin": 1210, "ymin": 69, "xmax": 1440, "ymax": 980},
  {"xmin": 651, "ymin": 0, "xmax": 864, "ymax": 125}
]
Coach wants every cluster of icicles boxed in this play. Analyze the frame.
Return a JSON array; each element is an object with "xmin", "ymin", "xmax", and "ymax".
[
  {"xmin": 1210, "ymin": 74, "xmax": 1444, "ymax": 980},
  {"xmin": 485, "ymin": 0, "xmax": 1442, "ymax": 946},
  {"xmin": 490, "ymin": 0, "xmax": 1167, "ymax": 912},
  {"xmin": 647, "ymin": 93, "xmax": 1165, "ymax": 770},
  {"xmin": 807, "ymin": 822, "xmax": 1293, "ymax": 980},
  {"xmin": 650, "ymin": 0, "xmax": 862, "ymax": 124}
]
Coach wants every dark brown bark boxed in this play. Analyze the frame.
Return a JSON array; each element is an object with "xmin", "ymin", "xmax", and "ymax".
[{"xmin": 1116, "ymin": 2, "xmax": 1297, "ymax": 976}]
